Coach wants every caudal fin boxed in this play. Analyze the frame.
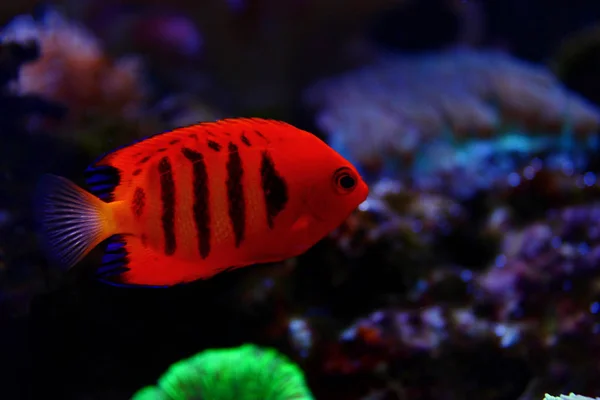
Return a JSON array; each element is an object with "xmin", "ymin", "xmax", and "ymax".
[{"xmin": 34, "ymin": 174, "xmax": 113, "ymax": 270}]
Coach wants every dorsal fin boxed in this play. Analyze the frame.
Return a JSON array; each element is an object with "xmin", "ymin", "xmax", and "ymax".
[
  {"xmin": 84, "ymin": 165, "xmax": 122, "ymax": 201},
  {"xmin": 83, "ymin": 118, "xmax": 296, "ymax": 201}
]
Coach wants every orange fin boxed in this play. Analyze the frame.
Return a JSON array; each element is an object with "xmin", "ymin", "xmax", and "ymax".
[{"xmin": 34, "ymin": 174, "xmax": 113, "ymax": 270}]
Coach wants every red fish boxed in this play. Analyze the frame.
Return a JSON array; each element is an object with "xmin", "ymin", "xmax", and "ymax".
[{"xmin": 35, "ymin": 118, "xmax": 369, "ymax": 286}]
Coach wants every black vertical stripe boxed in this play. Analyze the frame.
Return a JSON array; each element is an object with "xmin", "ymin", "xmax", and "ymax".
[
  {"xmin": 158, "ymin": 157, "xmax": 177, "ymax": 255},
  {"xmin": 181, "ymin": 147, "xmax": 211, "ymax": 259},
  {"xmin": 226, "ymin": 142, "xmax": 246, "ymax": 247},
  {"xmin": 260, "ymin": 151, "xmax": 289, "ymax": 229}
]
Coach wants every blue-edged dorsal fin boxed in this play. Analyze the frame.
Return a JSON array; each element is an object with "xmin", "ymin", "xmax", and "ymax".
[{"xmin": 83, "ymin": 165, "xmax": 121, "ymax": 202}]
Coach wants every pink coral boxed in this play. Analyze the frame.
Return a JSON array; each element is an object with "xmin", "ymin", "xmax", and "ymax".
[{"xmin": 0, "ymin": 10, "xmax": 147, "ymax": 122}]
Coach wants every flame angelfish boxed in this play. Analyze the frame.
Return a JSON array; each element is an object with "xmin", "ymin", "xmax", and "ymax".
[{"xmin": 35, "ymin": 118, "xmax": 369, "ymax": 287}]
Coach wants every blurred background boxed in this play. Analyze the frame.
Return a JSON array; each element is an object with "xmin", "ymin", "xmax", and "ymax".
[{"xmin": 2, "ymin": 0, "xmax": 600, "ymax": 399}]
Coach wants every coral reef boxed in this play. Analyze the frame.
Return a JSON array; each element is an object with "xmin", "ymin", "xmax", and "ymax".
[
  {"xmin": 0, "ymin": 9, "xmax": 154, "ymax": 161},
  {"xmin": 0, "ymin": 8, "xmax": 224, "ymax": 159},
  {"xmin": 304, "ymin": 48, "xmax": 600, "ymax": 183},
  {"xmin": 0, "ymin": 10, "xmax": 147, "ymax": 123},
  {"xmin": 247, "ymin": 170, "xmax": 600, "ymax": 399}
]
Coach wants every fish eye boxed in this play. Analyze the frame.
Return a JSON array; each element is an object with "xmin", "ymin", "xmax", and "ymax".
[{"xmin": 332, "ymin": 167, "xmax": 357, "ymax": 194}]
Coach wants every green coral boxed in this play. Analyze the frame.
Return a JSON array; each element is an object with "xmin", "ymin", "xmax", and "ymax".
[{"xmin": 131, "ymin": 344, "xmax": 315, "ymax": 400}]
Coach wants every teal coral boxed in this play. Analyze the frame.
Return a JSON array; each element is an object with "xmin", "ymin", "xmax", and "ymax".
[{"xmin": 131, "ymin": 344, "xmax": 315, "ymax": 400}]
